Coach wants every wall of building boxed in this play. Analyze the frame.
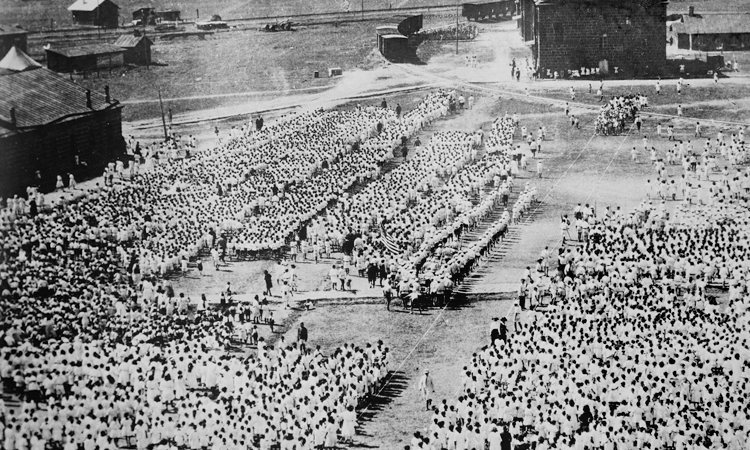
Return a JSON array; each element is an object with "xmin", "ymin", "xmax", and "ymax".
[
  {"xmin": 72, "ymin": 4, "xmax": 119, "ymax": 28},
  {"xmin": 535, "ymin": 0, "xmax": 667, "ymax": 77},
  {"xmin": 0, "ymin": 107, "xmax": 125, "ymax": 196},
  {"xmin": 0, "ymin": 33, "xmax": 28, "ymax": 57},
  {"xmin": 678, "ymin": 33, "xmax": 750, "ymax": 51}
]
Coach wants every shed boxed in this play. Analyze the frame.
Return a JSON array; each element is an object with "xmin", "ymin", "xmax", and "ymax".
[
  {"xmin": 0, "ymin": 25, "xmax": 28, "ymax": 57},
  {"xmin": 113, "ymin": 32, "xmax": 153, "ymax": 65},
  {"xmin": 156, "ymin": 11, "xmax": 181, "ymax": 22},
  {"xmin": 132, "ymin": 7, "xmax": 155, "ymax": 25},
  {"xmin": 673, "ymin": 13, "xmax": 750, "ymax": 51},
  {"xmin": 68, "ymin": 0, "xmax": 120, "ymax": 28},
  {"xmin": 46, "ymin": 44, "xmax": 125, "ymax": 73}
]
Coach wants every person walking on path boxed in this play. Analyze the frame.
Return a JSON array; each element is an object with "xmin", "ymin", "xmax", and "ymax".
[
  {"xmin": 264, "ymin": 270, "xmax": 273, "ymax": 296},
  {"xmin": 297, "ymin": 322, "xmax": 308, "ymax": 342},
  {"xmin": 417, "ymin": 369, "xmax": 434, "ymax": 410}
]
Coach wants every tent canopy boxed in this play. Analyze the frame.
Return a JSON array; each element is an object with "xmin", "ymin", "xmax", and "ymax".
[{"xmin": 0, "ymin": 46, "xmax": 42, "ymax": 73}]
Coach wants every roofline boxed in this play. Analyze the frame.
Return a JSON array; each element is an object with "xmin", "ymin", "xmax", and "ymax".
[
  {"xmin": 46, "ymin": 48, "xmax": 126, "ymax": 56},
  {"xmin": 0, "ymin": 101, "xmax": 122, "ymax": 137}
]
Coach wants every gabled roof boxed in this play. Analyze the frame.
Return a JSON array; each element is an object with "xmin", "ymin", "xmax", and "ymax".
[
  {"xmin": 113, "ymin": 34, "xmax": 153, "ymax": 48},
  {"xmin": 46, "ymin": 44, "xmax": 125, "ymax": 58},
  {"xmin": 68, "ymin": 0, "xmax": 119, "ymax": 12},
  {"xmin": 673, "ymin": 14, "xmax": 750, "ymax": 35},
  {"xmin": 0, "ymin": 68, "xmax": 119, "ymax": 136},
  {"xmin": 0, "ymin": 46, "xmax": 42, "ymax": 72},
  {"xmin": 0, "ymin": 25, "xmax": 27, "ymax": 37}
]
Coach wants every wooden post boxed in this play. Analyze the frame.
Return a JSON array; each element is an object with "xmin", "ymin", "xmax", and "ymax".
[
  {"xmin": 455, "ymin": 0, "xmax": 459, "ymax": 54},
  {"xmin": 158, "ymin": 88, "xmax": 168, "ymax": 141}
]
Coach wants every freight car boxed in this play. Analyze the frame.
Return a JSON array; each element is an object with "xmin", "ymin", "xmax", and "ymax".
[{"xmin": 462, "ymin": 1, "xmax": 513, "ymax": 21}]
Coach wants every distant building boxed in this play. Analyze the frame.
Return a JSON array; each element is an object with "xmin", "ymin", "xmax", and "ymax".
[
  {"xmin": 0, "ymin": 25, "xmax": 28, "ymax": 56},
  {"xmin": 0, "ymin": 47, "xmax": 125, "ymax": 196},
  {"xmin": 132, "ymin": 7, "xmax": 155, "ymax": 25},
  {"xmin": 114, "ymin": 31, "xmax": 153, "ymax": 65},
  {"xmin": 673, "ymin": 12, "xmax": 750, "ymax": 51},
  {"xmin": 520, "ymin": 0, "xmax": 668, "ymax": 78},
  {"xmin": 46, "ymin": 44, "xmax": 125, "ymax": 73},
  {"xmin": 155, "ymin": 11, "xmax": 181, "ymax": 23},
  {"xmin": 68, "ymin": 0, "xmax": 120, "ymax": 28}
]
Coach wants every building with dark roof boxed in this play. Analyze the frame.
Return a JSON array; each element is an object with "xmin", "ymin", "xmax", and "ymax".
[
  {"xmin": 155, "ymin": 10, "xmax": 181, "ymax": 22},
  {"xmin": 519, "ymin": 0, "xmax": 668, "ymax": 78},
  {"xmin": 113, "ymin": 31, "xmax": 153, "ymax": 65},
  {"xmin": 68, "ymin": 0, "xmax": 120, "ymax": 28},
  {"xmin": 0, "ymin": 25, "xmax": 28, "ymax": 57},
  {"xmin": 0, "ymin": 47, "xmax": 125, "ymax": 196},
  {"xmin": 673, "ymin": 12, "xmax": 750, "ymax": 51},
  {"xmin": 46, "ymin": 44, "xmax": 125, "ymax": 73}
]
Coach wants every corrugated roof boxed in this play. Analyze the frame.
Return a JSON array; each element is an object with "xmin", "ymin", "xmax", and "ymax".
[
  {"xmin": 68, "ymin": 0, "xmax": 118, "ymax": 12},
  {"xmin": 46, "ymin": 44, "xmax": 125, "ymax": 58},
  {"xmin": 113, "ymin": 34, "xmax": 153, "ymax": 47},
  {"xmin": 0, "ymin": 25, "xmax": 27, "ymax": 36},
  {"xmin": 0, "ymin": 68, "xmax": 118, "ymax": 135},
  {"xmin": 673, "ymin": 14, "xmax": 750, "ymax": 35}
]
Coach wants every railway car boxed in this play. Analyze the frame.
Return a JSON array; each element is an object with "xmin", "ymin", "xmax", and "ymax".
[
  {"xmin": 397, "ymin": 14, "xmax": 423, "ymax": 36},
  {"xmin": 462, "ymin": 1, "xmax": 512, "ymax": 21},
  {"xmin": 195, "ymin": 20, "xmax": 228, "ymax": 30},
  {"xmin": 379, "ymin": 34, "xmax": 409, "ymax": 62}
]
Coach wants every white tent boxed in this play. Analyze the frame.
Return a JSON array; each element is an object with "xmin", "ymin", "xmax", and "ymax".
[{"xmin": 0, "ymin": 46, "xmax": 42, "ymax": 72}]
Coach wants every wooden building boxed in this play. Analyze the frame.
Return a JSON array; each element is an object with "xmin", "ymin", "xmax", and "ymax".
[
  {"xmin": 520, "ymin": 0, "xmax": 668, "ymax": 78},
  {"xmin": 68, "ymin": 0, "xmax": 120, "ymax": 28},
  {"xmin": 46, "ymin": 44, "xmax": 125, "ymax": 73},
  {"xmin": 0, "ymin": 64, "xmax": 125, "ymax": 197},
  {"xmin": 673, "ymin": 13, "xmax": 750, "ymax": 51},
  {"xmin": 156, "ymin": 11, "xmax": 181, "ymax": 22},
  {"xmin": 132, "ymin": 7, "xmax": 155, "ymax": 25},
  {"xmin": 114, "ymin": 31, "xmax": 153, "ymax": 65},
  {"xmin": 0, "ymin": 25, "xmax": 28, "ymax": 57}
]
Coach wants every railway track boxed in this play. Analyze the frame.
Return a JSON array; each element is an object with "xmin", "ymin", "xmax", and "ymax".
[{"xmin": 26, "ymin": 4, "xmax": 462, "ymax": 49}]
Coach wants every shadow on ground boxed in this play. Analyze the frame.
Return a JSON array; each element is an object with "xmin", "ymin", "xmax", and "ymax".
[{"xmin": 357, "ymin": 370, "xmax": 409, "ymax": 426}]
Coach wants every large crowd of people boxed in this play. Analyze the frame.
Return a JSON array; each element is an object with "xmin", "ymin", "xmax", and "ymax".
[
  {"xmin": 1, "ymin": 92, "xmax": 484, "ymax": 449},
  {"xmin": 0, "ymin": 87, "xmax": 546, "ymax": 449},
  {"xmin": 410, "ymin": 119, "xmax": 750, "ymax": 450}
]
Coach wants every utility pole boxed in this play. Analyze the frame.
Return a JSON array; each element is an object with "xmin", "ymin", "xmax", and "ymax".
[
  {"xmin": 158, "ymin": 88, "xmax": 168, "ymax": 141},
  {"xmin": 455, "ymin": 0, "xmax": 459, "ymax": 55},
  {"xmin": 361, "ymin": 0, "xmax": 364, "ymax": 20}
]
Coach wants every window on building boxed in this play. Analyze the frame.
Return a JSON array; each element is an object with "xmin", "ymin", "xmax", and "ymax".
[
  {"xmin": 625, "ymin": 16, "xmax": 631, "ymax": 25},
  {"xmin": 600, "ymin": 34, "xmax": 608, "ymax": 50}
]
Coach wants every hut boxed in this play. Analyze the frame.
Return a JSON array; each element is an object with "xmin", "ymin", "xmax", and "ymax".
[
  {"xmin": 68, "ymin": 0, "xmax": 120, "ymax": 28},
  {"xmin": 114, "ymin": 31, "xmax": 153, "ymax": 65},
  {"xmin": 46, "ymin": 44, "xmax": 125, "ymax": 73}
]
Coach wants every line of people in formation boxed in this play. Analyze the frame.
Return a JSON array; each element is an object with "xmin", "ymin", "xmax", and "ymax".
[
  {"xmin": 408, "ymin": 123, "xmax": 750, "ymax": 450},
  {"xmin": 295, "ymin": 116, "xmax": 539, "ymax": 301}
]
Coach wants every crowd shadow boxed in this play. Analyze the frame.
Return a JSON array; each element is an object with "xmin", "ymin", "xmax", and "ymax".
[{"xmin": 356, "ymin": 370, "xmax": 409, "ymax": 425}]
